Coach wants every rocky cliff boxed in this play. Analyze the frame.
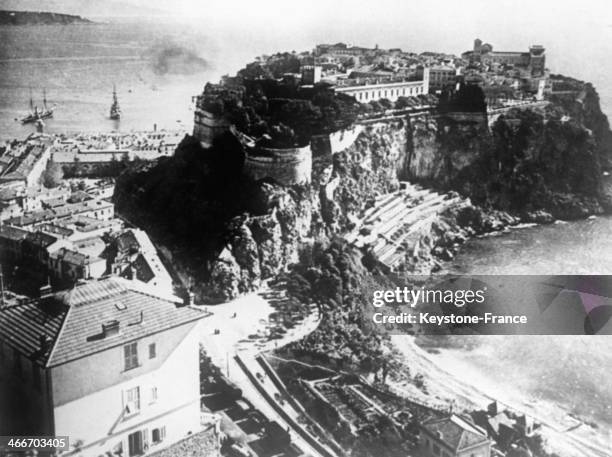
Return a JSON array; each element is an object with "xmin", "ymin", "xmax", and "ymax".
[{"xmin": 114, "ymin": 79, "xmax": 612, "ymax": 300}]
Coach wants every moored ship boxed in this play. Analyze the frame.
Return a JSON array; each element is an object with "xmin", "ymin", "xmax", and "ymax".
[
  {"xmin": 20, "ymin": 88, "xmax": 54, "ymax": 124},
  {"xmin": 110, "ymin": 84, "xmax": 121, "ymax": 120}
]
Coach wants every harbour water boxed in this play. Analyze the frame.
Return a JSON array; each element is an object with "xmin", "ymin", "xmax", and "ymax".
[
  {"xmin": 0, "ymin": 22, "xmax": 217, "ymax": 141},
  {"xmin": 416, "ymin": 218, "xmax": 612, "ymax": 454}
]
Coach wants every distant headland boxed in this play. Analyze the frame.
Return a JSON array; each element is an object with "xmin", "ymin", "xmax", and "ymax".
[{"xmin": 0, "ymin": 9, "xmax": 93, "ymax": 25}]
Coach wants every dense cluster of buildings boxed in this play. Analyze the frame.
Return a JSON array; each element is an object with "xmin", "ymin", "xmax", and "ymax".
[
  {"xmin": 0, "ymin": 176, "xmax": 179, "ymax": 290},
  {"xmin": 0, "ymin": 128, "xmax": 221, "ymax": 456},
  {"xmin": 194, "ymin": 39, "xmax": 550, "ymax": 146},
  {"xmin": 192, "ymin": 40, "xmax": 550, "ymax": 188},
  {"xmin": 52, "ymin": 129, "xmax": 185, "ymax": 168},
  {"xmin": 0, "ymin": 130, "xmax": 185, "ymax": 184},
  {"xmin": 0, "ymin": 134, "xmax": 53, "ymax": 187}
]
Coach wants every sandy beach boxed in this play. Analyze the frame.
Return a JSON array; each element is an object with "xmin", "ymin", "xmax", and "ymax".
[{"xmin": 390, "ymin": 335, "xmax": 611, "ymax": 457}]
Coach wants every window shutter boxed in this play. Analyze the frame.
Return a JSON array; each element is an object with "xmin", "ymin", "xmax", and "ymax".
[{"xmin": 161, "ymin": 426, "xmax": 166, "ymax": 441}]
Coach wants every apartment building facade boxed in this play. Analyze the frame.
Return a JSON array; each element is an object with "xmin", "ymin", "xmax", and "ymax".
[{"xmin": 0, "ymin": 278, "xmax": 209, "ymax": 457}]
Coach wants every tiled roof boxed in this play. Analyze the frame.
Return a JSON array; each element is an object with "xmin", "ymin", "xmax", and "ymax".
[
  {"xmin": 117, "ymin": 230, "xmax": 139, "ymax": 253},
  {"xmin": 132, "ymin": 253, "xmax": 155, "ymax": 283},
  {"xmin": 0, "ymin": 225, "xmax": 29, "ymax": 241},
  {"xmin": 52, "ymin": 247, "xmax": 97, "ymax": 266},
  {"xmin": 0, "ymin": 298, "xmax": 68, "ymax": 366},
  {"xmin": 0, "ymin": 277, "xmax": 207, "ymax": 368},
  {"xmin": 5, "ymin": 198, "xmax": 113, "ymax": 227},
  {"xmin": 25, "ymin": 231, "xmax": 58, "ymax": 248},
  {"xmin": 422, "ymin": 415, "xmax": 490, "ymax": 452}
]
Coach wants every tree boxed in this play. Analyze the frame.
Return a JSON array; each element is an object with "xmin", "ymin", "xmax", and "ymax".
[
  {"xmin": 43, "ymin": 161, "xmax": 63, "ymax": 188},
  {"xmin": 379, "ymin": 98, "xmax": 393, "ymax": 110}
]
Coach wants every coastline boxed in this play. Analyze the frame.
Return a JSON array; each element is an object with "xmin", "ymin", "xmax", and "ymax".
[{"xmin": 389, "ymin": 335, "xmax": 612, "ymax": 457}]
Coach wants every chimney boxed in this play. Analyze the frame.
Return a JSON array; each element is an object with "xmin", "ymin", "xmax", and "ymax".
[
  {"xmin": 39, "ymin": 334, "xmax": 51, "ymax": 352},
  {"xmin": 487, "ymin": 401, "xmax": 498, "ymax": 416},
  {"xmin": 184, "ymin": 291, "xmax": 195, "ymax": 307},
  {"xmin": 102, "ymin": 320, "xmax": 120, "ymax": 337}
]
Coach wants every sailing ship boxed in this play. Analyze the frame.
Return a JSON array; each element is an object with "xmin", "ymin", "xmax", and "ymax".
[
  {"xmin": 110, "ymin": 84, "xmax": 121, "ymax": 120},
  {"xmin": 20, "ymin": 88, "xmax": 54, "ymax": 124}
]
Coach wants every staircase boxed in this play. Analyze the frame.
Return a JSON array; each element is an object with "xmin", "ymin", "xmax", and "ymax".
[{"xmin": 345, "ymin": 183, "xmax": 466, "ymax": 270}]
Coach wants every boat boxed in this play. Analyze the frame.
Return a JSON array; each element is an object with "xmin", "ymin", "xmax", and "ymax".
[
  {"xmin": 110, "ymin": 84, "xmax": 121, "ymax": 120},
  {"xmin": 20, "ymin": 88, "xmax": 54, "ymax": 124}
]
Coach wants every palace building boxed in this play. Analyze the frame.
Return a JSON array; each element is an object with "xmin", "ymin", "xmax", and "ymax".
[
  {"xmin": 334, "ymin": 67, "xmax": 429, "ymax": 103},
  {"xmin": 462, "ymin": 39, "xmax": 546, "ymax": 77}
]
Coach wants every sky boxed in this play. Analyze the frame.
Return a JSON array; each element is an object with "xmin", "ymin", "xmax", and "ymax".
[
  {"xmin": 4, "ymin": 0, "xmax": 610, "ymax": 53},
  {"xmin": 3, "ymin": 0, "xmax": 612, "ymax": 92},
  {"xmin": 120, "ymin": 0, "xmax": 612, "ymax": 72},
  {"xmin": 130, "ymin": 0, "xmax": 611, "ymax": 54}
]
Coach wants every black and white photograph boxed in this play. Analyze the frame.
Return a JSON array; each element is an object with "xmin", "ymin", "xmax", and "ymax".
[{"xmin": 0, "ymin": 1, "xmax": 611, "ymax": 457}]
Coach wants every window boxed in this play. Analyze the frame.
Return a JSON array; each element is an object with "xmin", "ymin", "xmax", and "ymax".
[
  {"xmin": 124, "ymin": 342, "xmax": 138, "ymax": 370},
  {"xmin": 148, "ymin": 343, "xmax": 156, "ymax": 359},
  {"xmin": 150, "ymin": 386, "xmax": 158, "ymax": 404},
  {"xmin": 152, "ymin": 426, "xmax": 166, "ymax": 444},
  {"xmin": 125, "ymin": 386, "xmax": 140, "ymax": 414},
  {"xmin": 128, "ymin": 430, "xmax": 144, "ymax": 456}
]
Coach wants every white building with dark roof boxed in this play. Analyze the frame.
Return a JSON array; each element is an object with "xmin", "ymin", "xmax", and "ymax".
[
  {"xmin": 112, "ymin": 229, "xmax": 174, "ymax": 292},
  {"xmin": 0, "ymin": 277, "xmax": 211, "ymax": 457},
  {"xmin": 419, "ymin": 414, "xmax": 492, "ymax": 457}
]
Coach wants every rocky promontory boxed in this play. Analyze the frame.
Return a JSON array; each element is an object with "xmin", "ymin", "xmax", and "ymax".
[
  {"xmin": 115, "ymin": 78, "xmax": 612, "ymax": 302},
  {"xmin": 0, "ymin": 10, "xmax": 93, "ymax": 25}
]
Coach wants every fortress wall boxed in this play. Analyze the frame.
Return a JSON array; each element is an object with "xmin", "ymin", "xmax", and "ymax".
[
  {"xmin": 487, "ymin": 101, "xmax": 550, "ymax": 126},
  {"xmin": 311, "ymin": 125, "xmax": 364, "ymax": 156},
  {"xmin": 193, "ymin": 108, "xmax": 230, "ymax": 148},
  {"xmin": 244, "ymin": 145, "xmax": 312, "ymax": 186}
]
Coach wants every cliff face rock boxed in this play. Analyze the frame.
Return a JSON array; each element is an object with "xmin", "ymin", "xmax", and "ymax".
[
  {"xmin": 450, "ymin": 108, "xmax": 606, "ymax": 218},
  {"xmin": 551, "ymin": 81, "xmax": 612, "ymax": 169},
  {"xmin": 406, "ymin": 112, "xmax": 490, "ymax": 186},
  {"xmin": 405, "ymin": 113, "xmax": 439, "ymax": 179},
  {"xmin": 328, "ymin": 120, "xmax": 406, "ymax": 229},
  {"xmin": 115, "ymin": 79, "xmax": 612, "ymax": 299},
  {"xmin": 206, "ymin": 183, "xmax": 316, "ymax": 300}
]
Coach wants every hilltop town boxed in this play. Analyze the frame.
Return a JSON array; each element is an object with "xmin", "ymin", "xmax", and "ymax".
[{"xmin": 1, "ymin": 38, "xmax": 611, "ymax": 457}]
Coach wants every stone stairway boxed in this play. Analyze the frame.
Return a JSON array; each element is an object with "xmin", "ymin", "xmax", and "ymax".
[{"xmin": 346, "ymin": 182, "xmax": 466, "ymax": 270}]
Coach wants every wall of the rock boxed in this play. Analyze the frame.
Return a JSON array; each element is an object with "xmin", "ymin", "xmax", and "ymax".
[
  {"xmin": 124, "ymin": 84, "xmax": 612, "ymax": 301},
  {"xmin": 318, "ymin": 119, "xmax": 411, "ymax": 232},
  {"xmin": 207, "ymin": 183, "xmax": 317, "ymax": 299}
]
